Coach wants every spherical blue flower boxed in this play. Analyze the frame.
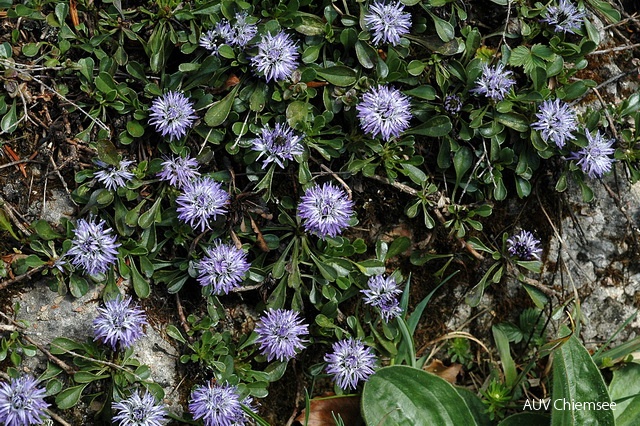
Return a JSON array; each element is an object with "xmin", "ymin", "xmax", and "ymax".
[
  {"xmin": 255, "ymin": 309, "xmax": 309, "ymax": 362},
  {"xmin": 93, "ymin": 295, "xmax": 147, "ymax": 351},
  {"xmin": 507, "ymin": 230, "xmax": 542, "ymax": 261},
  {"xmin": 230, "ymin": 13, "xmax": 257, "ymax": 47},
  {"xmin": 251, "ymin": 31, "xmax": 299, "ymax": 82},
  {"xmin": 251, "ymin": 123, "xmax": 304, "ymax": 169},
  {"xmin": 364, "ymin": 0, "xmax": 412, "ymax": 46},
  {"xmin": 0, "ymin": 375, "xmax": 49, "ymax": 426},
  {"xmin": 188, "ymin": 382, "xmax": 245, "ymax": 426},
  {"xmin": 199, "ymin": 29, "xmax": 223, "ymax": 54},
  {"xmin": 67, "ymin": 217, "xmax": 120, "ymax": 276},
  {"xmin": 541, "ymin": 0, "xmax": 586, "ymax": 34},
  {"xmin": 176, "ymin": 177, "xmax": 229, "ymax": 233},
  {"xmin": 94, "ymin": 159, "xmax": 135, "ymax": 191},
  {"xmin": 297, "ymin": 183, "xmax": 354, "ymax": 239},
  {"xmin": 112, "ymin": 390, "xmax": 167, "ymax": 426},
  {"xmin": 148, "ymin": 91, "xmax": 197, "ymax": 141},
  {"xmin": 356, "ymin": 85, "xmax": 412, "ymax": 141},
  {"xmin": 571, "ymin": 130, "xmax": 615, "ymax": 179},
  {"xmin": 196, "ymin": 240, "xmax": 251, "ymax": 295},
  {"xmin": 157, "ymin": 155, "xmax": 200, "ymax": 188},
  {"xmin": 325, "ymin": 338, "xmax": 377, "ymax": 391},
  {"xmin": 443, "ymin": 94, "xmax": 462, "ymax": 114},
  {"xmin": 531, "ymin": 99, "xmax": 578, "ymax": 149},
  {"xmin": 361, "ymin": 275, "xmax": 403, "ymax": 322},
  {"xmin": 472, "ymin": 63, "xmax": 516, "ymax": 101}
]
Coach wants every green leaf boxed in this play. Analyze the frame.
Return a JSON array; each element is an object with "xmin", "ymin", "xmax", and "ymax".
[
  {"xmin": 495, "ymin": 112, "xmax": 530, "ymax": 132},
  {"xmin": 406, "ymin": 115, "xmax": 452, "ymax": 137},
  {"xmin": 609, "ymin": 363, "xmax": 640, "ymax": 426},
  {"xmin": 362, "ymin": 366, "xmax": 478, "ymax": 426},
  {"xmin": 355, "ymin": 41, "xmax": 377, "ymax": 69},
  {"xmin": 293, "ymin": 12, "xmax": 326, "ymax": 36},
  {"xmin": 403, "ymin": 85, "xmax": 436, "ymax": 100},
  {"xmin": 69, "ymin": 274, "xmax": 89, "ymax": 298},
  {"xmin": 498, "ymin": 412, "xmax": 550, "ymax": 426},
  {"xmin": 407, "ymin": 60, "xmax": 425, "ymax": 76},
  {"xmin": 286, "ymin": 101, "xmax": 308, "ymax": 129},
  {"xmin": 32, "ymin": 220, "xmax": 62, "ymax": 240},
  {"xmin": 551, "ymin": 326, "xmax": 615, "ymax": 426},
  {"xmin": 56, "ymin": 384, "xmax": 87, "ymax": 409},
  {"xmin": 386, "ymin": 237, "xmax": 411, "ymax": 260},
  {"xmin": 0, "ymin": 209, "xmax": 19, "ymax": 240},
  {"xmin": 428, "ymin": 11, "xmax": 455, "ymax": 42},
  {"xmin": 400, "ymin": 163, "xmax": 427, "ymax": 185},
  {"xmin": 126, "ymin": 120, "xmax": 145, "ymax": 137},
  {"xmin": 1, "ymin": 100, "xmax": 18, "ymax": 134},
  {"xmin": 129, "ymin": 258, "xmax": 151, "ymax": 299},
  {"xmin": 493, "ymin": 326, "xmax": 517, "ymax": 388},
  {"xmin": 166, "ymin": 324, "xmax": 186, "ymax": 343},
  {"xmin": 315, "ymin": 66, "xmax": 357, "ymax": 87},
  {"xmin": 204, "ymin": 86, "xmax": 238, "ymax": 127}
]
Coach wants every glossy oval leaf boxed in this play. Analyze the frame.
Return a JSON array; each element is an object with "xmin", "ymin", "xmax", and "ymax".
[
  {"xmin": 551, "ymin": 327, "xmax": 615, "ymax": 426},
  {"xmin": 362, "ymin": 366, "xmax": 478, "ymax": 426},
  {"xmin": 315, "ymin": 66, "xmax": 357, "ymax": 87},
  {"xmin": 608, "ymin": 363, "xmax": 640, "ymax": 426},
  {"xmin": 204, "ymin": 87, "xmax": 237, "ymax": 127}
]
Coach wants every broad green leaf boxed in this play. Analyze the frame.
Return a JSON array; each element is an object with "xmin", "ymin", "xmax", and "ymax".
[
  {"xmin": 493, "ymin": 326, "xmax": 517, "ymax": 388},
  {"xmin": 315, "ymin": 66, "xmax": 357, "ymax": 87},
  {"xmin": 355, "ymin": 41, "xmax": 377, "ymax": 69},
  {"xmin": 456, "ymin": 387, "xmax": 492, "ymax": 426},
  {"xmin": 551, "ymin": 326, "xmax": 615, "ymax": 426},
  {"xmin": 498, "ymin": 412, "xmax": 550, "ymax": 426},
  {"xmin": 286, "ymin": 100, "xmax": 308, "ymax": 129},
  {"xmin": 55, "ymin": 384, "xmax": 87, "ymax": 409},
  {"xmin": 293, "ymin": 12, "xmax": 325, "ymax": 36},
  {"xmin": 403, "ymin": 85, "xmax": 436, "ymax": 100},
  {"xmin": 129, "ymin": 257, "xmax": 151, "ymax": 299},
  {"xmin": 495, "ymin": 112, "xmax": 530, "ymax": 132},
  {"xmin": 204, "ymin": 86, "xmax": 238, "ymax": 127},
  {"xmin": 362, "ymin": 366, "xmax": 478, "ymax": 426},
  {"xmin": 406, "ymin": 115, "xmax": 452, "ymax": 137},
  {"xmin": 608, "ymin": 363, "xmax": 640, "ymax": 426}
]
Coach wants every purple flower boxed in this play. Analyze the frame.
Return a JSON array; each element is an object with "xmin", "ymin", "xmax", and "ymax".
[
  {"xmin": 148, "ymin": 91, "xmax": 197, "ymax": 141},
  {"xmin": 297, "ymin": 183, "xmax": 354, "ymax": 239},
  {"xmin": 571, "ymin": 130, "xmax": 615, "ymax": 178},
  {"xmin": 196, "ymin": 240, "xmax": 251, "ymax": 295},
  {"xmin": 112, "ymin": 390, "xmax": 167, "ymax": 426},
  {"xmin": 356, "ymin": 85, "xmax": 412, "ymax": 141},
  {"xmin": 251, "ymin": 123, "xmax": 304, "ymax": 169},
  {"xmin": 67, "ymin": 217, "xmax": 120, "ymax": 276},
  {"xmin": 157, "ymin": 155, "xmax": 200, "ymax": 188},
  {"xmin": 541, "ymin": 0, "xmax": 586, "ymax": 34},
  {"xmin": 199, "ymin": 29, "xmax": 223, "ymax": 54},
  {"xmin": 325, "ymin": 338, "xmax": 377, "ymax": 391},
  {"xmin": 443, "ymin": 94, "xmax": 462, "ymax": 114},
  {"xmin": 531, "ymin": 99, "xmax": 578, "ymax": 149},
  {"xmin": 361, "ymin": 275, "xmax": 403, "ymax": 322},
  {"xmin": 472, "ymin": 63, "xmax": 516, "ymax": 101},
  {"xmin": 93, "ymin": 295, "xmax": 147, "ymax": 351},
  {"xmin": 0, "ymin": 375, "xmax": 49, "ymax": 426},
  {"xmin": 94, "ymin": 159, "xmax": 135, "ymax": 191},
  {"xmin": 364, "ymin": 0, "xmax": 412, "ymax": 46},
  {"xmin": 176, "ymin": 177, "xmax": 229, "ymax": 232},
  {"xmin": 507, "ymin": 230, "xmax": 542, "ymax": 261},
  {"xmin": 188, "ymin": 382, "xmax": 245, "ymax": 426},
  {"xmin": 251, "ymin": 31, "xmax": 299, "ymax": 82},
  {"xmin": 255, "ymin": 309, "xmax": 309, "ymax": 362},
  {"xmin": 230, "ymin": 13, "xmax": 257, "ymax": 47}
]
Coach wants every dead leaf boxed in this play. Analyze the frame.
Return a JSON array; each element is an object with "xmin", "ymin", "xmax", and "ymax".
[
  {"xmin": 295, "ymin": 395, "xmax": 362, "ymax": 426},
  {"xmin": 424, "ymin": 359, "xmax": 463, "ymax": 384}
]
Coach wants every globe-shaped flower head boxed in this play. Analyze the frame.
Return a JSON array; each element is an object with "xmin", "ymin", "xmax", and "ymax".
[
  {"xmin": 251, "ymin": 123, "xmax": 304, "ymax": 169},
  {"xmin": 93, "ymin": 296, "xmax": 147, "ymax": 351},
  {"xmin": 230, "ymin": 12, "xmax": 258, "ymax": 47},
  {"xmin": 571, "ymin": 130, "xmax": 615, "ymax": 179},
  {"xmin": 0, "ymin": 375, "xmax": 49, "ymax": 426},
  {"xmin": 255, "ymin": 309, "xmax": 309, "ymax": 362},
  {"xmin": 297, "ymin": 183, "xmax": 354, "ymax": 239},
  {"xmin": 357, "ymin": 85, "xmax": 412, "ymax": 141},
  {"xmin": 188, "ymin": 382, "xmax": 246, "ymax": 426},
  {"xmin": 531, "ymin": 99, "xmax": 577, "ymax": 149},
  {"xmin": 67, "ymin": 217, "xmax": 120, "ymax": 276},
  {"xmin": 472, "ymin": 63, "xmax": 516, "ymax": 101},
  {"xmin": 361, "ymin": 275, "xmax": 403, "ymax": 322},
  {"xmin": 196, "ymin": 240, "xmax": 251, "ymax": 296},
  {"xmin": 112, "ymin": 390, "xmax": 168, "ymax": 426},
  {"xmin": 325, "ymin": 338, "xmax": 377, "ymax": 391},
  {"xmin": 251, "ymin": 31, "xmax": 299, "ymax": 82},
  {"xmin": 541, "ymin": 0, "xmax": 586, "ymax": 34},
  {"xmin": 157, "ymin": 155, "xmax": 200, "ymax": 188},
  {"xmin": 507, "ymin": 230, "xmax": 542, "ymax": 261},
  {"xmin": 176, "ymin": 177, "xmax": 229, "ymax": 233},
  {"xmin": 364, "ymin": 0, "xmax": 412, "ymax": 46},
  {"xmin": 94, "ymin": 159, "xmax": 135, "ymax": 191},
  {"xmin": 148, "ymin": 91, "xmax": 197, "ymax": 141}
]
